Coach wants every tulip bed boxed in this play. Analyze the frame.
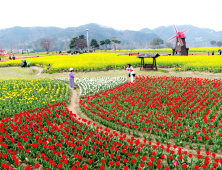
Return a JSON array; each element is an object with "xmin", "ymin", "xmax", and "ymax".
[
  {"xmin": 80, "ymin": 76, "xmax": 222, "ymax": 153},
  {"xmin": 55, "ymin": 77, "xmax": 128, "ymax": 96},
  {"xmin": 0, "ymin": 79, "xmax": 69, "ymax": 117},
  {"xmin": 76, "ymin": 77, "xmax": 128, "ymax": 96},
  {"xmin": 1, "ymin": 102, "xmax": 222, "ymax": 170}
]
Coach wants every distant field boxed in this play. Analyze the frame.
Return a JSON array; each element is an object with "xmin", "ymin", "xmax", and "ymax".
[{"xmin": 0, "ymin": 53, "xmax": 222, "ymax": 73}]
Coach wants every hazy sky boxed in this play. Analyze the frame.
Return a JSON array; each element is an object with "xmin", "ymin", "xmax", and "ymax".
[{"xmin": 2, "ymin": 0, "xmax": 222, "ymax": 31}]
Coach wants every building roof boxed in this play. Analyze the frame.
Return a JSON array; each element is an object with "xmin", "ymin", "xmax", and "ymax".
[{"xmin": 137, "ymin": 53, "xmax": 160, "ymax": 58}]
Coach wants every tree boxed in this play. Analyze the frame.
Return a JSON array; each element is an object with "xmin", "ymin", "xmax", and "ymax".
[
  {"xmin": 117, "ymin": 44, "xmax": 122, "ymax": 51},
  {"xmin": 63, "ymin": 42, "xmax": 67, "ymax": 51},
  {"xmin": 23, "ymin": 42, "xmax": 27, "ymax": 51},
  {"xmin": 90, "ymin": 39, "xmax": 99, "ymax": 52},
  {"xmin": 39, "ymin": 38, "xmax": 54, "ymax": 53},
  {"xmin": 107, "ymin": 44, "xmax": 111, "ymax": 50},
  {"xmin": 100, "ymin": 40, "xmax": 105, "ymax": 51},
  {"xmin": 216, "ymin": 41, "xmax": 222, "ymax": 47},
  {"xmin": 150, "ymin": 38, "xmax": 164, "ymax": 48},
  {"xmin": 69, "ymin": 35, "xmax": 87, "ymax": 50},
  {"xmin": 9, "ymin": 41, "xmax": 13, "ymax": 53},
  {"xmin": 110, "ymin": 37, "xmax": 121, "ymax": 51},
  {"xmin": 31, "ymin": 41, "xmax": 36, "ymax": 52},
  {"xmin": 0, "ymin": 41, "xmax": 3, "ymax": 50},
  {"xmin": 210, "ymin": 40, "xmax": 216, "ymax": 46},
  {"xmin": 104, "ymin": 39, "xmax": 111, "ymax": 51},
  {"xmin": 165, "ymin": 42, "xmax": 174, "ymax": 48}
]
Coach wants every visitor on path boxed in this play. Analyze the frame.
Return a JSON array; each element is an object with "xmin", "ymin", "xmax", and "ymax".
[
  {"xmin": 212, "ymin": 51, "xmax": 214, "ymax": 55},
  {"xmin": 128, "ymin": 52, "xmax": 130, "ymax": 56},
  {"xmin": 69, "ymin": 68, "xmax": 75, "ymax": 89},
  {"xmin": 220, "ymin": 51, "xmax": 221, "ymax": 55},
  {"xmin": 37, "ymin": 53, "xmax": 39, "ymax": 57},
  {"xmin": 131, "ymin": 52, "xmax": 133, "ymax": 56},
  {"xmin": 12, "ymin": 55, "xmax": 15, "ymax": 60},
  {"xmin": 47, "ymin": 64, "xmax": 51, "ymax": 71},
  {"xmin": 208, "ymin": 52, "xmax": 209, "ymax": 56},
  {"xmin": 124, "ymin": 64, "xmax": 136, "ymax": 83}
]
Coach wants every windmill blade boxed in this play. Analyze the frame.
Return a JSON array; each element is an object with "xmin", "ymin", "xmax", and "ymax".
[
  {"xmin": 181, "ymin": 28, "xmax": 189, "ymax": 34},
  {"xmin": 178, "ymin": 38, "xmax": 184, "ymax": 46},
  {"xmin": 174, "ymin": 25, "xmax": 178, "ymax": 33},
  {"xmin": 168, "ymin": 35, "xmax": 177, "ymax": 41}
]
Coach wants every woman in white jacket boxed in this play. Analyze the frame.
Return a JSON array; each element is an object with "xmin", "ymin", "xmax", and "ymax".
[{"xmin": 124, "ymin": 64, "xmax": 136, "ymax": 83}]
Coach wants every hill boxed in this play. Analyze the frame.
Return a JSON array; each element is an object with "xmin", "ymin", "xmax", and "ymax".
[{"xmin": 140, "ymin": 25, "xmax": 222, "ymax": 46}]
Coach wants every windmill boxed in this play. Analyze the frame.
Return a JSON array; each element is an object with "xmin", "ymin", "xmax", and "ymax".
[{"xmin": 168, "ymin": 25, "xmax": 189, "ymax": 56}]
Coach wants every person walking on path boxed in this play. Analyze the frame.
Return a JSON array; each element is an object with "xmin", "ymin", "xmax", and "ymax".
[
  {"xmin": 69, "ymin": 68, "xmax": 75, "ymax": 89},
  {"xmin": 12, "ymin": 55, "xmax": 15, "ymax": 60}
]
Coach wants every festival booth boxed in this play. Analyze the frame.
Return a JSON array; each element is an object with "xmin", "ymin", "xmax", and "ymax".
[
  {"xmin": 137, "ymin": 53, "xmax": 160, "ymax": 70},
  {"xmin": 0, "ymin": 50, "xmax": 7, "ymax": 56}
]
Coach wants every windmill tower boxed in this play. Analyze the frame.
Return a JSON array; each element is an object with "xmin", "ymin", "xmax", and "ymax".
[{"xmin": 168, "ymin": 25, "xmax": 189, "ymax": 56}]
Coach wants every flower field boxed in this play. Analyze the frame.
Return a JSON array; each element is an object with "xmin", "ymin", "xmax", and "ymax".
[
  {"xmin": 80, "ymin": 76, "xmax": 222, "ymax": 153},
  {"xmin": 0, "ymin": 79, "xmax": 69, "ymax": 117},
  {"xmin": 0, "ymin": 102, "xmax": 222, "ymax": 170},
  {"xmin": 1, "ymin": 53, "xmax": 222, "ymax": 72}
]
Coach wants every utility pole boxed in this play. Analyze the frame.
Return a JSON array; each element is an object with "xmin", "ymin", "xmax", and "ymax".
[{"xmin": 86, "ymin": 29, "xmax": 89, "ymax": 52}]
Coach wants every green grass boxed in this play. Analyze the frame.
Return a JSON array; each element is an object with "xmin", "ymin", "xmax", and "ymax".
[{"xmin": 0, "ymin": 67, "xmax": 221, "ymax": 80}]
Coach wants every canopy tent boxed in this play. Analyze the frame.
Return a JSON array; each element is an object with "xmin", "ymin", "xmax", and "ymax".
[{"xmin": 137, "ymin": 53, "xmax": 160, "ymax": 70}]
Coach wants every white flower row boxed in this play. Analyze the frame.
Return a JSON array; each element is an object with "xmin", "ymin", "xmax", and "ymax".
[{"xmin": 55, "ymin": 77, "xmax": 128, "ymax": 96}]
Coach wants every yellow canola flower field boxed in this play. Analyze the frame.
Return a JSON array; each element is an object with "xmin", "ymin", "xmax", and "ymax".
[
  {"xmin": 0, "ymin": 53, "xmax": 140, "ymax": 70},
  {"xmin": 117, "ymin": 47, "xmax": 222, "ymax": 52},
  {"xmin": 0, "ymin": 53, "xmax": 222, "ymax": 71}
]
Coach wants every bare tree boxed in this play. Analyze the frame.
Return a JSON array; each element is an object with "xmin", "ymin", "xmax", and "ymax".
[
  {"xmin": 130, "ymin": 44, "xmax": 133, "ymax": 50},
  {"xmin": 39, "ymin": 38, "xmax": 54, "ymax": 53},
  {"xmin": 9, "ymin": 41, "xmax": 13, "ymax": 53},
  {"xmin": 117, "ymin": 44, "xmax": 122, "ymax": 51},
  {"xmin": 23, "ymin": 42, "xmax": 27, "ymax": 51},
  {"xmin": 63, "ymin": 42, "xmax": 67, "ymax": 51},
  {"xmin": 107, "ymin": 44, "xmax": 111, "ymax": 50},
  {"xmin": 72, "ymin": 39, "xmax": 87, "ymax": 50},
  {"xmin": 124, "ymin": 42, "xmax": 127, "ymax": 50},
  {"xmin": 133, "ymin": 42, "xmax": 136, "ymax": 49},
  {"xmin": 165, "ymin": 42, "xmax": 174, "ymax": 48},
  {"xmin": 99, "ymin": 45, "xmax": 103, "ymax": 51},
  {"xmin": 0, "ymin": 41, "xmax": 3, "ymax": 50},
  {"xmin": 32, "ymin": 41, "xmax": 36, "ymax": 52},
  {"xmin": 16, "ymin": 42, "xmax": 19, "ymax": 53}
]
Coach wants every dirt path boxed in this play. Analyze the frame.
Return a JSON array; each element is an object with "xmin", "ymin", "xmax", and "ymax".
[
  {"xmin": 31, "ymin": 66, "xmax": 43, "ymax": 76},
  {"xmin": 67, "ymin": 89, "xmax": 222, "ymax": 160}
]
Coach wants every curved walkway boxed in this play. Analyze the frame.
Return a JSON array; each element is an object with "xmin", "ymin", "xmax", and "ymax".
[{"xmin": 67, "ymin": 89, "xmax": 222, "ymax": 160}]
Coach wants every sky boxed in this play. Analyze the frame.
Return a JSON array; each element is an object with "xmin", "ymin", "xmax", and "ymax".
[{"xmin": 2, "ymin": 0, "xmax": 222, "ymax": 31}]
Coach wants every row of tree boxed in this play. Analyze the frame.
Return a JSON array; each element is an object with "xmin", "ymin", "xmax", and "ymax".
[
  {"xmin": 0, "ymin": 39, "xmax": 70, "ymax": 53},
  {"xmin": 210, "ymin": 40, "xmax": 222, "ymax": 47},
  {"xmin": 68, "ymin": 35, "xmax": 121, "ymax": 52}
]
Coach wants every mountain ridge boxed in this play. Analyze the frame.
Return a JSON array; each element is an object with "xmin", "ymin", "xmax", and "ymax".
[{"xmin": 0, "ymin": 23, "xmax": 221, "ymax": 50}]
